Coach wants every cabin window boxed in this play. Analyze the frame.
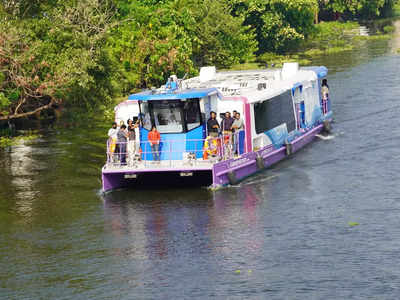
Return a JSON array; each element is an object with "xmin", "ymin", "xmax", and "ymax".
[
  {"xmin": 140, "ymin": 102, "xmax": 152, "ymax": 131},
  {"xmin": 139, "ymin": 98, "xmax": 202, "ymax": 133},
  {"xmin": 254, "ymin": 90, "xmax": 296, "ymax": 134},
  {"xmin": 184, "ymin": 99, "xmax": 202, "ymax": 131},
  {"xmin": 152, "ymin": 101, "xmax": 184, "ymax": 133}
]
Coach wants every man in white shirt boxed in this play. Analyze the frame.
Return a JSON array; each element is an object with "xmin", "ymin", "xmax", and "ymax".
[
  {"xmin": 232, "ymin": 112, "xmax": 244, "ymax": 155},
  {"xmin": 107, "ymin": 122, "xmax": 118, "ymax": 162}
]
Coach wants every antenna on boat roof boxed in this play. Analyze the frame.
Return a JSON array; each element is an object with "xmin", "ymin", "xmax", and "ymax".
[{"xmin": 176, "ymin": 73, "xmax": 188, "ymax": 90}]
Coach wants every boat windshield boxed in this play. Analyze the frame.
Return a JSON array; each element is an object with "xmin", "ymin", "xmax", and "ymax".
[
  {"xmin": 139, "ymin": 99, "xmax": 202, "ymax": 133},
  {"xmin": 184, "ymin": 99, "xmax": 201, "ymax": 131},
  {"xmin": 153, "ymin": 101, "xmax": 184, "ymax": 133}
]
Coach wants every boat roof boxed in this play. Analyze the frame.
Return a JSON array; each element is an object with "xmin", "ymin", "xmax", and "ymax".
[
  {"xmin": 128, "ymin": 88, "xmax": 221, "ymax": 101},
  {"xmin": 127, "ymin": 65, "xmax": 327, "ymax": 103}
]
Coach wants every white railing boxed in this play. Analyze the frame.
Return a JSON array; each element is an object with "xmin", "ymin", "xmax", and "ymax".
[{"xmin": 106, "ymin": 132, "xmax": 245, "ymax": 168}]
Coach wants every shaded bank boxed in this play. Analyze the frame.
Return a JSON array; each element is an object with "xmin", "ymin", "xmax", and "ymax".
[{"xmin": 390, "ymin": 20, "xmax": 400, "ymax": 51}]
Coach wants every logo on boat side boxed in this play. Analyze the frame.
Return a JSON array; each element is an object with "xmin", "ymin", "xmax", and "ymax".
[{"xmin": 230, "ymin": 157, "xmax": 250, "ymax": 168}]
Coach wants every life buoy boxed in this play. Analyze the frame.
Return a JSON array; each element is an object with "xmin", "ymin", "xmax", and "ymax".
[{"xmin": 203, "ymin": 136, "xmax": 218, "ymax": 159}]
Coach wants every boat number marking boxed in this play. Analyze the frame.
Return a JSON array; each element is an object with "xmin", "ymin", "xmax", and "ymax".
[{"xmin": 124, "ymin": 174, "xmax": 137, "ymax": 179}]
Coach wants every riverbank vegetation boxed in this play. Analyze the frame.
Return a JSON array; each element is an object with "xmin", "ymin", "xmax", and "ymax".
[
  {"xmin": 0, "ymin": 0, "xmax": 399, "ymax": 124},
  {"xmin": 0, "ymin": 130, "xmax": 40, "ymax": 148}
]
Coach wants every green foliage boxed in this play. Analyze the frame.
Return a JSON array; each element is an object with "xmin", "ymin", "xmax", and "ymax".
[
  {"xmin": 0, "ymin": 92, "xmax": 10, "ymax": 110},
  {"xmin": 190, "ymin": 0, "xmax": 257, "ymax": 67},
  {"xmin": 304, "ymin": 21, "xmax": 359, "ymax": 51},
  {"xmin": 110, "ymin": 0, "xmax": 257, "ymax": 90},
  {"xmin": 395, "ymin": 1, "xmax": 400, "ymax": 16},
  {"xmin": 257, "ymin": 52, "xmax": 311, "ymax": 67},
  {"xmin": 230, "ymin": 0, "xmax": 318, "ymax": 54},
  {"xmin": 383, "ymin": 25, "xmax": 395, "ymax": 34},
  {"xmin": 0, "ymin": 0, "xmax": 399, "ymax": 121},
  {"xmin": 319, "ymin": 0, "xmax": 399, "ymax": 20},
  {"xmin": 109, "ymin": 0, "xmax": 197, "ymax": 89},
  {"xmin": 0, "ymin": 133, "xmax": 40, "ymax": 148},
  {"xmin": 0, "ymin": 0, "xmax": 118, "ymax": 119}
]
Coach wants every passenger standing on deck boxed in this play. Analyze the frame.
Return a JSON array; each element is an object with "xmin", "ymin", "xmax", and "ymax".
[
  {"xmin": 207, "ymin": 111, "xmax": 220, "ymax": 138},
  {"xmin": 117, "ymin": 124, "xmax": 128, "ymax": 165},
  {"xmin": 148, "ymin": 126, "xmax": 161, "ymax": 161},
  {"xmin": 222, "ymin": 112, "xmax": 234, "ymax": 158},
  {"xmin": 127, "ymin": 119, "xmax": 138, "ymax": 166},
  {"xmin": 107, "ymin": 122, "xmax": 118, "ymax": 161},
  {"xmin": 222, "ymin": 111, "xmax": 234, "ymax": 139},
  {"xmin": 222, "ymin": 112, "xmax": 234, "ymax": 133},
  {"xmin": 321, "ymin": 79, "xmax": 329, "ymax": 113},
  {"xmin": 232, "ymin": 112, "xmax": 244, "ymax": 155}
]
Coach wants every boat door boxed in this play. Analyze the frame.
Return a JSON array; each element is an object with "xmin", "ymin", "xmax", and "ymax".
[{"xmin": 292, "ymin": 85, "xmax": 305, "ymax": 129}]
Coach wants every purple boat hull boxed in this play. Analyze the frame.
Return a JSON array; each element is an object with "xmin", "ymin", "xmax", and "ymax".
[{"xmin": 101, "ymin": 124, "xmax": 325, "ymax": 192}]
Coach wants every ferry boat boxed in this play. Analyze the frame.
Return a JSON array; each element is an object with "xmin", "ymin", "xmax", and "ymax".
[{"xmin": 102, "ymin": 63, "xmax": 332, "ymax": 192}]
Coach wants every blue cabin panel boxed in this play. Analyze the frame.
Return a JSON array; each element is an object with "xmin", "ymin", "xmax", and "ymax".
[
  {"xmin": 185, "ymin": 125, "xmax": 206, "ymax": 158},
  {"xmin": 139, "ymin": 125, "xmax": 206, "ymax": 161}
]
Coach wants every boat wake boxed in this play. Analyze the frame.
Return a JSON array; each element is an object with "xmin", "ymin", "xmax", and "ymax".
[
  {"xmin": 316, "ymin": 134, "xmax": 335, "ymax": 141},
  {"xmin": 234, "ymin": 174, "xmax": 279, "ymax": 187}
]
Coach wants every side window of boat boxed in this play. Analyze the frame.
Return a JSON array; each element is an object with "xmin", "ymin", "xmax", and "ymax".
[
  {"xmin": 140, "ymin": 102, "xmax": 152, "ymax": 131},
  {"xmin": 184, "ymin": 98, "xmax": 201, "ymax": 131},
  {"xmin": 254, "ymin": 90, "xmax": 296, "ymax": 134}
]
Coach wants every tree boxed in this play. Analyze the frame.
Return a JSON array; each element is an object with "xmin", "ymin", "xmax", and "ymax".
[
  {"xmin": 1, "ymin": 0, "xmax": 57, "ymax": 18},
  {"xmin": 317, "ymin": 0, "xmax": 398, "ymax": 20},
  {"xmin": 230, "ymin": 0, "xmax": 318, "ymax": 54},
  {"xmin": 110, "ymin": 0, "xmax": 257, "ymax": 91},
  {"xmin": 109, "ymin": 0, "xmax": 196, "ymax": 90},
  {"xmin": 190, "ymin": 0, "xmax": 257, "ymax": 67},
  {"xmin": 0, "ymin": 0, "xmax": 119, "ymax": 120}
]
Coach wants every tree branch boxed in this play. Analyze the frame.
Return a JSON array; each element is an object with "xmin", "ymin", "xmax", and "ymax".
[{"xmin": 0, "ymin": 99, "xmax": 55, "ymax": 120}]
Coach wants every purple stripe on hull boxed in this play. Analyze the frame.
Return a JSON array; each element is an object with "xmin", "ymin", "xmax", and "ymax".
[
  {"xmin": 211, "ymin": 124, "xmax": 324, "ymax": 187},
  {"xmin": 213, "ymin": 152, "xmax": 258, "ymax": 186},
  {"xmin": 291, "ymin": 124, "xmax": 323, "ymax": 154},
  {"xmin": 102, "ymin": 172, "xmax": 124, "ymax": 192}
]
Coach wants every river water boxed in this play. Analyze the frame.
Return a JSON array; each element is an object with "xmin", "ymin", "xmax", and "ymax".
[{"xmin": 1, "ymin": 35, "xmax": 400, "ymax": 299}]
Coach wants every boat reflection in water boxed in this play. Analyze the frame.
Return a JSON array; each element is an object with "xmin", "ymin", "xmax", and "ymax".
[{"xmin": 101, "ymin": 184, "xmax": 266, "ymax": 264}]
